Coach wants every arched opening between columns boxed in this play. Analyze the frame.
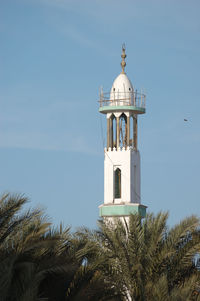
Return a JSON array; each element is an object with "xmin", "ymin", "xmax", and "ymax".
[
  {"xmin": 107, "ymin": 112, "xmax": 138, "ymax": 150},
  {"xmin": 119, "ymin": 113, "xmax": 127, "ymax": 148}
]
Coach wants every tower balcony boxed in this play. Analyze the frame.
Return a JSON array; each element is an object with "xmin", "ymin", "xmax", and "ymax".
[{"xmin": 99, "ymin": 90, "xmax": 146, "ymax": 114}]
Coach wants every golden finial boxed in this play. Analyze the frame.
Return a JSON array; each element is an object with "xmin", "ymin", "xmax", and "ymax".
[{"xmin": 121, "ymin": 43, "xmax": 126, "ymax": 74}]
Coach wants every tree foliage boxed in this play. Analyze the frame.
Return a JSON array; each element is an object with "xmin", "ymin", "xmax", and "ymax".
[
  {"xmin": 97, "ymin": 213, "xmax": 200, "ymax": 300},
  {"xmin": 0, "ymin": 194, "xmax": 115, "ymax": 301},
  {"xmin": 0, "ymin": 193, "xmax": 199, "ymax": 301}
]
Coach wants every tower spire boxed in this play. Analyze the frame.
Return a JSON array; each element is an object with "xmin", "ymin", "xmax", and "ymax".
[{"xmin": 121, "ymin": 44, "xmax": 126, "ymax": 74}]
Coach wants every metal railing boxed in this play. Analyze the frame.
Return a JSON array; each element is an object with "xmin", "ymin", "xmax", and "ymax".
[{"xmin": 99, "ymin": 91, "xmax": 146, "ymax": 108}]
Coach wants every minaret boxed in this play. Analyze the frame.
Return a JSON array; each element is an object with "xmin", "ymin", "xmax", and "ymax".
[{"xmin": 99, "ymin": 46, "xmax": 147, "ymax": 223}]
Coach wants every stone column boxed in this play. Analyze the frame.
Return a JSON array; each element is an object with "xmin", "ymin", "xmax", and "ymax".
[
  {"xmin": 116, "ymin": 116, "xmax": 120, "ymax": 149},
  {"xmin": 133, "ymin": 115, "xmax": 138, "ymax": 150},
  {"xmin": 107, "ymin": 117, "xmax": 110, "ymax": 150},
  {"xmin": 110, "ymin": 117, "xmax": 113, "ymax": 149}
]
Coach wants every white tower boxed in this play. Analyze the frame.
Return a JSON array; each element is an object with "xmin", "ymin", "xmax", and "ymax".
[{"xmin": 99, "ymin": 46, "xmax": 147, "ymax": 222}]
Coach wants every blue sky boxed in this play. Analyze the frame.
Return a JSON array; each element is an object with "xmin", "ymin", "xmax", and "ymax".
[{"xmin": 0, "ymin": 0, "xmax": 200, "ymax": 229}]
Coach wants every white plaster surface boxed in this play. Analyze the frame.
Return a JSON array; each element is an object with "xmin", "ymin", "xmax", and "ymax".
[
  {"xmin": 104, "ymin": 149, "xmax": 141, "ymax": 205},
  {"xmin": 110, "ymin": 73, "xmax": 134, "ymax": 106}
]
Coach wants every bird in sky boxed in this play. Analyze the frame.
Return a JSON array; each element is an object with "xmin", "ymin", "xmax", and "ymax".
[{"xmin": 184, "ymin": 119, "xmax": 188, "ymax": 121}]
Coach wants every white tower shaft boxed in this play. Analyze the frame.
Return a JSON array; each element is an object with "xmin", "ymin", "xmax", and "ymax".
[{"xmin": 104, "ymin": 148, "xmax": 141, "ymax": 205}]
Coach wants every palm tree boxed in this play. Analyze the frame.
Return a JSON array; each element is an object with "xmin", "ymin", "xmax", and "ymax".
[
  {"xmin": 1, "ymin": 193, "xmax": 199, "ymax": 301},
  {"xmin": 38, "ymin": 227, "xmax": 116, "ymax": 301},
  {"xmin": 0, "ymin": 193, "xmax": 58, "ymax": 301},
  {"xmin": 61, "ymin": 227, "xmax": 121, "ymax": 301},
  {"xmin": 0, "ymin": 194, "xmax": 117, "ymax": 301},
  {"xmin": 97, "ymin": 213, "xmax": 200, "ymax": 301}
]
